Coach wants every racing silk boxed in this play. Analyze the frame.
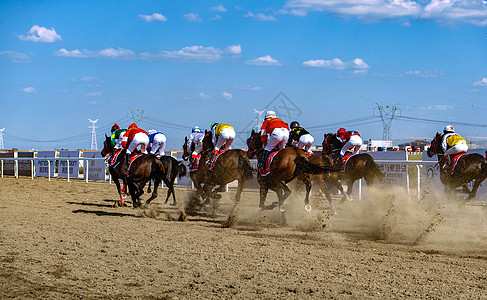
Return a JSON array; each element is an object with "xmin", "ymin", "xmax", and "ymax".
[
  {"xmin": 287, "ymin": 126, "xmax": 310, "ymax": 147},
  {"xmin": 339, "ymin": 130, "xmax": 360, "ymax": 144},
  {"xmin": 122, "ymin": 127, "xmax": 148, "ymax": 149},
  {"xmin": 187, "ymin": 131, "xmax": 205, "ymax": 153},
  {"xmin": 260, "ymin": 117, "xmax": 289, "ymax": 145},
  {"xmin": 212, "ymin": 123, "xmax": 234, "ymax": 146},
  {"xmin": 442, "ymin": 133, "xmax": 466, "ymax": 152},
  {"xmin": 111, "ymin": 129, "xmax": 126, "ymax": 147},
  {"xmin": 149, "ymin": 132, "xmax": 164, "ymax": 144}
]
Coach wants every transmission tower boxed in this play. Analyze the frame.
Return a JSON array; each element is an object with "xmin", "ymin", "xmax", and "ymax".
[
  {"xmin": 0, "ymin": 128, "xmax": 4, "ymax": 150},
  {"xmin": 88, "ymin": 119, "xmax": 98, "ymax": 150},
  {"xmin": 375, "ymin": 104, "xmax": 400, "ymax": 140},
  {"xmin": 130, "ymin": 109, "xmax": 146, "ymax": 126},
  {"xmin": 253, "ymin": 109, "xmax": 266, "ymax": 131}
]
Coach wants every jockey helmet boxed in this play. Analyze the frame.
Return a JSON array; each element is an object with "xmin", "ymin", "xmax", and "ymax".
[
  {"xmin": 290, "ymin": 121, "xmax": 300, "ymax": 129},
  {"xmin": 337, "ymin": 128, "xmax": 346, "ymax": 135},
  {"xmin": 210, "ymin": 122, "xmax": 219, "ymax": 129},
  {"xmin": 443, "ymin": 125, "xmax": 455, "ymax": 133},
  {"xmin": 111, "ymin": 123, "xmax": 120, "ymax": 133},
  {"xmin": 265, "ymin": 110, "xmax": 276, "ymax": 119},
  {"xmin": 129, "ymin": 123, "xmax": 138, "ymax": 129},
  {"xmin": 192, "ymin": 126, "xmax": 201, "ymax": 133},
  {"xmin": 148, "ymin": 129, "xmax": 157, "ymax": 135}
]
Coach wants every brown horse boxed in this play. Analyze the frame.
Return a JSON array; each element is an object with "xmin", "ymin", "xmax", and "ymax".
[
  {"xmin": 182, "ymin": 133, "xmax": 211, "ymax": 202},
  {"xmin": 201, "ymin": 131, "xmax": 253, "ymax": 205},
  {"xmin": 322, "ymin": 133, "xmax": 384, "ymax": 201},
  {"xmin": 101, "ymin": 135, "xmax": 128, "ymax": 207},
  {"xmin": 126, "ymin": 153, "xmax": 166, "ymax": 208},
  {"xmin": 427, "ymin": 132, "xmax": 487, "ymax": 200},
  {"xmin": 146, "ymin": 155, "xmax": 187, "ymax": 206},
  {"xmin": 247, "ymin": 130, "xmax": 338, "ymax": 223}
]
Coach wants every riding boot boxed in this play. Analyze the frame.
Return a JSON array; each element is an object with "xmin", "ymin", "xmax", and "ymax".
[
  {"xmin": 443, "ymin": 155, "xmax": 452, "ymax": 173},
  {"xmin": 259, "ymin": 150, "xmax": 270, "ymax": 169},
  {"xmin": 207, "ymin": 149, "xmax": 218, "ymax": 167},
  {"xmin": 125, "ymin": 153, "xmax": 131, "ymax": 166}
]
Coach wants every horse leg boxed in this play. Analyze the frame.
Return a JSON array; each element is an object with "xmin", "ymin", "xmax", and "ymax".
[
  {"xmin": 145, "ymin": 180, "xmax": 160, "ymax": 205},
  {"xmin": 128, "ymin": 181, "xmax": 143, "ymax": 208},
  {"xmin": 303, "ymin": 179, "xmax": 312, "ymax": 211},
  {"xmin": 113, "ymin": 179, "xmax": 125, "ymax": 207},
  {"xmin": 318, "ymin": 179, "xmax": 337, "ymax": 215},
  {"xmin": 234, "ymin": 178, "xmax": 244, "ymax": 204},
  {"xmin": 466, "ymin": 180, "xmax": 482, "ymax": 200},
  {"xmin": 259, "ymin": 184, "xmax": 269, "ymax": 209}
]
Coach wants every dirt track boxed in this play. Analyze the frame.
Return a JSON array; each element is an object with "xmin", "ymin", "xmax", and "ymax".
[{"xmin": 1, "ymin": 176, "xmax": 487, "ymax": 299}]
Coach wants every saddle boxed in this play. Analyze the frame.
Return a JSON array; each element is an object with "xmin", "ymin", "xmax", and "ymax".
[
  {"xmin": 189, "ymin": 153, "xmax": 202, "ymax": 171},
  {"xmin": 125, "ymin": 153, "xmax": 144, "ymax": 175},
  {"xmin": 259, "ymin": 150, "xmax": 280, "ymax": 176},
  {"xmin": 444, "ymin": 152, "xmax": 467, "ymax": 175},
  {"xmin": 208, "ymin": 150, "xmax": 226, "ymax": 171},
  {"xmin": 109, "ymin": 150, "xmax": 124, "ymax": 166}
]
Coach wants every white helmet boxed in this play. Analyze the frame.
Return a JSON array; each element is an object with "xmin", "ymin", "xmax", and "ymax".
[
  {"xmin": 265, "ymin": 110, "xmax": 276, "ymax": 119},
  {"xmin": 148, "ymin": 129, "xmax": 157, "ymax": 135},
  {"xmin": 443, "ymin": 125, "xmax": 455, "ymax": 133}
]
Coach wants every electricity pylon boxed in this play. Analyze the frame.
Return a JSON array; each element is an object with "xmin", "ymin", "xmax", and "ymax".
[{"xmin": 375, "ymin": 104, "xmax": 400, "ymax": 140}]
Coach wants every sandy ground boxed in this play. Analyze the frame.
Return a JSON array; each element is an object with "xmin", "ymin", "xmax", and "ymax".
[{"xmin": 1, "ymin": 176, "xmax": 487, "ymax": 299}]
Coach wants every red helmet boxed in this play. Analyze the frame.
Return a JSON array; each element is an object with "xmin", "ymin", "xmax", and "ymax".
[
  {"xmin": 129, "ymin": 123, "xmax": 138, "ymax": 129},
  {"xmin": 111, "ymin": 123, "xmax": 120, "ymax": 133},
  {"xmin": 337, "ymin": 128, "xmax": 346, "ymax": 135}
]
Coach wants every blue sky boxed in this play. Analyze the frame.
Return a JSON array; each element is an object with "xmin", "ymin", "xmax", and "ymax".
[{"xmin": 1, "ymin": 0, "xmax": 486, "ymax": 151}]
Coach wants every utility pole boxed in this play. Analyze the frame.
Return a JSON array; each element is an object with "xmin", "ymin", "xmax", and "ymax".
[
  {"xmin": 88, "ymin": 119, "xmax": 98, "ymax": 150},
  {"xmin": 375, "ymin": 104, "xmax": 400, "ymax": 140},
  {"xmin": 0, "ymin": 128, "xmax": 4, "ymax": 150}
]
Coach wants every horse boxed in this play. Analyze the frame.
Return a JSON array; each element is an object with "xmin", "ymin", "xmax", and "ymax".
[
  {"xmin": 146, "ymin": 155, "xmax": 187, "ymax": 206},
  {"xmin": 125, "ymin": 152, "xmax": 166, "ymax": 208},
  {"xmin": 201, "ymin": 131, "xmax": 253, "ymax": 205},
  {"xmin": 427, "ymin": 132, "xmax": 487, "ymax": 200},
  {"xmin": 247, "ymin": 130, "xmax": 338, "ymax": 223},
  {"xmin": 101, "ymin": 135, "xmax": 128, "ymax": 207},
  {"xmin": 322, "ymin": 133, "xmax": 384, "ymax": 201},
  {"xmin": 182, "ymin": 133, "xmax": 211, "ymax": 202}
]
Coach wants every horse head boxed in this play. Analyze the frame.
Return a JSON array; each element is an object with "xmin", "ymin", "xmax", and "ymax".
[
  {"xmin": 427, "ymin": 132, "xmax": 443, "ymax": 158},
  {"xmin": 182, "ymin": 136, "xmax": 190, "ymax": 160},
  {"xmin": 202, "ymin": 130, "xmax": 213, "ymax": 152},
  {"xmin": 101, "ymin": 134, "xmax": 113, "ymax": 157},
  {"xmin": 246, "ymin": 129, "xmax": 263, "ymax": 159},
  {"xmin": 322, "ymin": 133, "xmax": 341, "ymax": 155}
]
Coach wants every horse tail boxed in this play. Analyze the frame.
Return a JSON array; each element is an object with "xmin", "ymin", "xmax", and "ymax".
[
  {"xmin": 151, "ymin": 158, "xmax": 165, "ymax": 182},
  {"xmin": 238, "ymin": 155, "xmax": 254, "ymax": 180},
  {"xmin": 294, "ymin": 156, "xmax": 339, "ymax": 175},
  {"xmin": 176, "ymin": 160, "xmax": 187, "ymax": 178},
  {"xmin": 366, "ymin": 158, "xmax": 384, "ymax": 179}
]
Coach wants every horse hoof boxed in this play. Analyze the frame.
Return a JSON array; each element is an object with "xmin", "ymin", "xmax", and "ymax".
[
  {"xmin": 265, "ymin": 202, "xmax": 278, "ymax": 210},
  {"xmin": 279, "ymin": 205, "xmax": 287, "ymax": 213},
  {"xmin": 347, "ymin": 195, "xmax": 353, "ymax": 201},
  {"xmin": 304, "ymin": 204, "xmax": 312, "ymax": 212},
  {"xmin": 212, "ymin": 193, "xmax": 222, "ymax": 200}
]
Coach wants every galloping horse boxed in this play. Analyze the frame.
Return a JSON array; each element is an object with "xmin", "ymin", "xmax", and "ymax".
[
  {"xmin": 427, "ymin": 132, "xmax": 487, "ymax": 200},
  {"xmin": 147, "ymin": 155, "xmax": 187, "ymax": 206},
  {"xmin": 182, "ymin": 132, "xmax": 211, "ymax": 200},
  {"xmin": 322, "ymin": 133, "xmax": 384, "ymax": 200},
  {"xmin": 201, "ymin": 131, "xmax": 253, "ymax": 204},
  {"xmin": 247, "ymin": 130, "xmax": 338, "ymax": 219},
  {"xmin": 126, "ymin": 153, "xmax": 166, "ymax": 208},
  {"xmin": 101, "ymin": 135, "xmax": 128, "ymax": 207}
]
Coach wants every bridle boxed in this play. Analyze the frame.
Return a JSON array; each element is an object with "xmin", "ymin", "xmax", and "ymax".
[{"xmin": 247, "ymin": 133, "xmax": 262, "ymax": 158}]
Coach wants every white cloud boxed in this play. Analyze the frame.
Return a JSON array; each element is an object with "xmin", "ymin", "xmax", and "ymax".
[
  {"xmin": 246, "ymin": 55, "xmax": 282, "ymax": 66},
  {"xmin": 283, "ymin": 0, "xmax": 487, "ymax": 26},
  {"xmin": 184, "ymin": 13, "xmax": 202, "ymax": 22},
  {"xmin": 222, "ymin": 91, "xmax": 233, "ymax": 100},
  {"xmin": 0, "ymin": 51, "xmax": 32, "ymax": 63},
  {"xmin": 84, "ymin": 92, "xmax": 101, "ymax": 97},
  {"xmin": 420, "ymin": 105, "xmax": 454, "ymax": 110},
  {"xmin": 474, "ymin": 77, "xmax": 487, "ymax": 86},
  {"xmin": 140, "ymin": 45, "xmax": 241, "ymax": 62},
  {"xmin": 245, "ymin": 11, "xmax": 278, "ymax": 21},
  {"xmin": 199, "ymin": 92, "xmax": 210, "ymax": 99},
  {"xmin": 210, "ymin": 5, "xmax": 227, "ymax": 12},
  {"xmin": 17, "ymin": 25, "xmax": 61, "ymax": 43},
  {"xmin": 54, "ymin": 47, "xmax": 135, "ymax": 59},
  {"xmin": 138, "ymin": 13, "xmax": 167, "ymax": 22},
  {"xmin": 404, "ymin": 70, "xmax": 444, "ymax": 78},
  {"xmin": 302, "ymin": 57, "xmax": 369, "ymax": 70},
  {"xmin": 211, "ymin": 15, "xmax": 222, "ymax": 21},
  {"xmin": 22, "ymin": 87, "xmax": 36, "ymax": 93}
]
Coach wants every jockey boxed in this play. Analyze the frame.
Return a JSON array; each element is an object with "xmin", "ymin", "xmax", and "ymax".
[
  {"xmin": 208, "ymin": 122, "xmax": 236, "ymax": 165},
  {"xmin": 186, "ymin": 125, "xmax": 205, "ymax": 166},
  {"xmin": 147, "ymin": 129, "xmax": 167, "ymax": 158},
  {"xmin": 286, "ymin": 121, "xmax": 314, "ymax": 155},
  {"xmin": 110, "ymin": 123, "xmax": 126, "ymax": 148},
  {"xmin": 122, "ymin": 123, "xmax": 149, "ymax": 166},
  {"xmin": 337, "ymin": 128, "xmax": 362, "ymax": 159},
  {"xmin": 441, "ymin": 125, "xmax": 468, "ymax": 172},
  {"xmin": 259, "ymin": 110, "xmax": 290, "ymax": 168}
]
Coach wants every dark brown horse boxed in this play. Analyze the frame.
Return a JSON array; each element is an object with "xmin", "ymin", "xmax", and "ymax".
[
  {"xmin": 322, "ymin": 133, "xmax": 384, "ymax": 201},
  {"xmin": 427, "ymin": 132, "xmax": 487, "ymax": 200},
  {"xmin": 182, "ymin": 133, "xmax": 211, "ymax": 201},
  {"xmin": 247, "ymin": 130, "xmax": 338, "ymax": 223},
  {"xmin": 201, "ymin": 131, "xmax": 253, "ymax": 205},
  {"xmin": 126, "ymin": 153, "xmax": 166, "ymax": 208},
  {"xmin": 101, "ymin": 135, "xmax": 128, "ymax": 207},
  {"xmin": 146, "ymin": 155, "xmax": 187, "ymax": 206}
]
